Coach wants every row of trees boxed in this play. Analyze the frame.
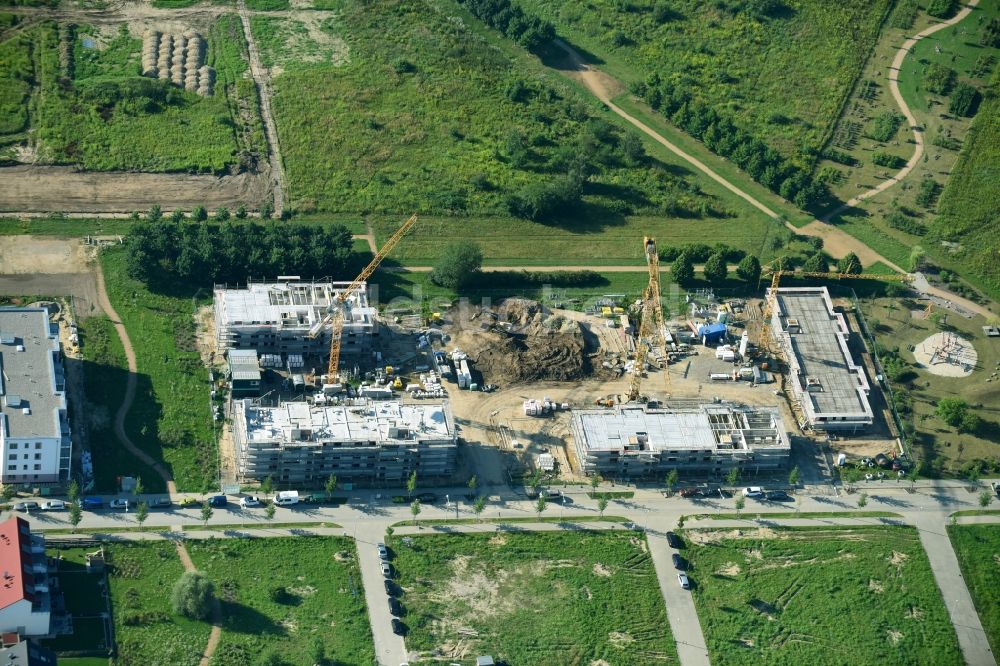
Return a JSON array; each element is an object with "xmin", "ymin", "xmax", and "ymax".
[
  {"xmin": 459, "ymin": 0, "xmax": 556, "ymax": 51},
  {"xmin": 125, "ymin": 220, "xmax": 354, "ymax": 287},
  {"xmin": 632, "ymin": 75, "xmax": 828, "ymax": 210}
]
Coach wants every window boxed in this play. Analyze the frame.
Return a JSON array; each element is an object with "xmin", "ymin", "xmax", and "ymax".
[
  {"xmin": 7, "ymin": 455, "xmax": 14, "ymax": 461},
  {"xmin": 6, "ymin": 465, "xmax": 14, "ymax": 471},
  {"xmin": 35, "ymin": 442, "xmax": 41, "ymax": 449},
  {"xmin": 34, "ymin": 454, "xmax": 41, "ymax": 461},
  {"xmin": 22, "ymin": 454, "xmax": 27, "ymax": 460},
  {"xmin": 9, "ymin": 443, "xmax": 16, "ymax": 450},
  {"xmin": 33, "ymin": 464, "xmax": 40, "ymax": 471},
  {"xmin": 22, "ymin": 465, "xmax": 27, "ymax": 471}
]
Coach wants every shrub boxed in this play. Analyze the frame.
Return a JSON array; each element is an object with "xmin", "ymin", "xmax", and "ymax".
[
  {"xmin": 430, "ymin": 241, "xmax": 483, "ymax": 290},
  {"xmin": 866, "ymin": 112, "xmax": 904, "ymax": 142},
  {"xmin": 171, "ymin": 571, "xmax": 214, "ymax": 621},
  {"xmin": 915, "ymin": 179, "xmax": 941, "ymax": 209},
  {"xmin": 982, "ymin": 18, "xmax": 1000, "ymax": 48},
  {"xmin": 886, "ymin": 211, "xmax": 927, "ymax": 235},
  {"xmin": 948, "ymin": 84, "xmax": 980, "ymax": 117},
  {"xmin": 837, "ymin": 252, "xmax": 863, "ymax": 275},
  {"xmin": 458, "ymin": 0, "xmax": 556, "ymax": 52},
  {"xmin": 924, "ymin": 63, "xmax": 956, "ymax": 96},
  {"xmin": 191, "ymin": 205, "xmax": 208, "ymax": 222},
  {"xmin": 736, "ymin": 255, "xmax": 762, "ymax": 283},
  {"xmin": 702, "ymin": 252, "xmax": 728, "ymax": 283},
  {"xmin": 801, "ymin": 253, "xmax": 829, "ymax": 273},
  {"xmin": 926, "ymin": 0, "xmax": 957, "ymax": 19},
  {"xmin": 507, "ymin": 176, "xmax": 582, "ymax": 221},
  {"xmin": 872, "ymin": 151, "xmax": 905, "ymax": 168}
]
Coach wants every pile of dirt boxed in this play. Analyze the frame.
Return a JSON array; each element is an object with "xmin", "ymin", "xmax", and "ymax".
[{"xmin": 459, "ymin": 299, "xmax": 601, "ymax": 384}]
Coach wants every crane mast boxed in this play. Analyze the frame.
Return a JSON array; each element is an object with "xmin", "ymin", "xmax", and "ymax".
[
  {"xmin": 326, "ymin": 214, "xmax": 418, "ymax": 379},
  {"xmin": 627, "ymin": 236, "xmax": 668, "ymax": 403}
]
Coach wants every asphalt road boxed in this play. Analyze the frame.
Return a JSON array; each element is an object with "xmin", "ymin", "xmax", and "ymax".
[{"xmin": 17, "ymin": 480, "xmax": 1000, "ymax": 666}]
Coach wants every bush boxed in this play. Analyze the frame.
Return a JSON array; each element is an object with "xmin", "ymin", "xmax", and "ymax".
[
  {"xmin": 736, "ymin": 255, "xmax": 762, "ymax": 283},
  {"xmin": 926, "ymin": 0, "xmax": 957, "ymax": 19},
  {"xmin": 430, "ymin": 241, "xmax": 483, "ymax": 290},
  {"xmin": 702, "ymin": 252, "xmax": 728, "ymax": 283},
  {"xmin": 191, "ymin": 205, "xmax": 208, "ymax": 222},
  {"xmin": 872, "ymin": 151, "xmax": 905, "ymax": 169},
  {"xmin": 982, "ymin": 18, "xmax": 1000, "ymax": 48},
  {"xmin": 171, "ymin": 571, "xmax": 215, "ymax": 621},
  {"xmin": 949, "ymin": 84, "xmax": 980, "ymax": 117},
  {"xmin": 801, "ymin": 253, "xmax": 829, "ymax": 273},
  {"xmin": 915, "ymin": 179, "xmax": 941, "ymax": 209},
  {"xmin": 459, "ymin": 0, "xmax": 556, "ymax": 52},
  {"xmin": 924, "ymin": 63, "xmax": 956, "ymax": 96},
  {"xmin": 886, "ymin": 211, "xmax": 927, "ymax": 235},
  {"xmin": 837, "ymin": 252, "xmax": 863, "ymax": 275},
  {"xmin": 671, "ymin": 253, "xmax": 695, "ymax": 285},
  {"xmin": 866, "ymin": 112, "xmax": 904, "ymax": 142},
  {"xmin": 935, "ymin": 397, "xmax": 968, "ymax": 427},
  {"xmin": 507, "ymin": 176, "xmax": 582, "ymax": 221}
]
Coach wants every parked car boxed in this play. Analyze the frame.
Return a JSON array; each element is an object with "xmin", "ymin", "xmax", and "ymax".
[
  {"xmin": 666, "ymin": 531, "xmax": 682, "ymax": 549},
  {"xmin": 540, "ymin": 489, "xmax": 561, "ymax": 500},
  {"xmin": 391, "ymin": 618, "xmax": 406, "ymax": 636},
  {"xmin": 672, "ymin": 553, "xmax": 686, "ymax": 570},
  {"xmin": 679, "ymin": 488, "xmax": 701, "ymax": 498},
  {"xmin": 14, "ymin": 501, "xmax": 39, "ymax": 513},
  {"xmin": 80, "ymin": 497, "xmax": 103, "ymax": 510},
  {"xmin": 239, "ymin": 496, "xmax": 261, "ymax": 508},
  {"xmin": 179, "ymin": 497, "xmax": 199, "ymax": 508},
  {"xmin": 208, "ymin": 495, "xmax": 228, "ymax": 508},
  {"xmin": 765, "ymin": 491, "xmax": 792, "ymax": 502},
  {"xmin": 41, "ymin": 500, "xmax": 66, "ymax": 511},
  {"xmin": 416, "ymin": 492, "xmax": 438, "ymax": 504},
  {"xmin": 149, "ymin": 497, "xmax": 172, "ymax": 508},
  {"xmin": 742, "ymin": 487, "xmax": 765, "ymax": 498},
  {"xmin": 110, "ymin": 499, "xmax": 129, "ymax": 510},
  {"xmin": 381, "ymin": 562, "xmax": 392, "ymax": 577},
  {"xmin": 377, "ymin": 543, "xmax": 389, "ymax": 560},
  {"xmin": 677, "ymin": 573, "xmax": 691, "ymax": 590},
  {"xmin": 388, "ymin": 597, "xmax": 404, "ymax": 617},
  {"xmin": 716, "ymin": 488, "xmax": 733, "ymax": 499},
  {"xmin": 384, "ymin": 579, "xmax": 398, "ymax": 596}
]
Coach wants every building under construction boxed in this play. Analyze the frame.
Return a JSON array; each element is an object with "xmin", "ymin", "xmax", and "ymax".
[
  {"xmin": 232, "ymin": 398, "xmax": 457, "ymax": 484},
  {"xmin": 571, "ymin": 401, "xmax": 790, "ymax": 478},
  {"xmin": 768, "ymin": 287, "xmax": 873, "ymax": 432},
  {"xmin": 214, "ymin": 279, "xmax": 377, "ymax": 356}
]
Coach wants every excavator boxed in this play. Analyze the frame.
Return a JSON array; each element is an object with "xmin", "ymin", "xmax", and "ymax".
[{"xmin": 313, "ymin": 214, "xmax": 418, "ymax": 383}]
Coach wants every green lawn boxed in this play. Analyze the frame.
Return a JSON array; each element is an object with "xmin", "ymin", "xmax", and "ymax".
[
  {"xmin": 949, "ymin": 524, "xmax": 1000, "ymax": 655},
  {"xmin": 859, "ymin": 297, "xmax": 1000, "ymax": 471},
  {"xmin": 187, "ymin": 537, "xmax": 375, "ymax": 665},
  {"xmin": 683, "ymin": 526, "xmax": 962, "ymax": 665},
  {"xmin": 386, "ymin": 531, "xmax": 676, "ymax": 665},
  {"xmin": 0, "ymin": 216, "xmax": 132, "ymax": 237},
  {"xmin": 107, "ymin": 542, "xmax": 212, "ymax": 666},
  {"xmin": 520, "ymin": 0, "xmax": 891, "ymax": 162},
  {"xmin": 42, "ymin": 547, "xmax": 112, "ymax": 657},
  {"xmin": 100, "ymin": 248, "xmax": 217, "ymax": 492},
  {"xmin": 269, "ymin": 0, "xmax": 739, "ymax": 226}
]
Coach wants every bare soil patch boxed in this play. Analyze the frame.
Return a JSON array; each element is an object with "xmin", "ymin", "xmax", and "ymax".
[{"xmin": 0, "ymin": 165, "xmax": 268, "ymax": 213}]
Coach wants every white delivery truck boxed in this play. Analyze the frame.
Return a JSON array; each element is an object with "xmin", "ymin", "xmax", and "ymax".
[{"xmin": 274, "ymin": 490, "xmax": 300, "ymax": 506}]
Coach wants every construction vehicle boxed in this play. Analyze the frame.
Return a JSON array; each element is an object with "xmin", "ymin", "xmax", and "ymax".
[
  {"xmin": 625, "ymin": 237, "xmax": 669, "ymax": 403},
  {"xmin": 321, "ymin": 214, "xmax": 418, "ymax": 382}
]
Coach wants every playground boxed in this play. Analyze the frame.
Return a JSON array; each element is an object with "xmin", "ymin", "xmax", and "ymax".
[{"xmin": 913, "ymin": 332, "xmax": 979, "ymax": 377}]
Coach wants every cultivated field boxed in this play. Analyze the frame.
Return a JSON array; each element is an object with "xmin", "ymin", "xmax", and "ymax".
[
  {"xmin": 683, "ymin": 526, "xmax": 962, "ymax": 665},
  {"xmin": 859, "ymin": 296, "xmax": 1000, "ymax": 471},
  {"xmin": 520, "ymin": 0, "xmax": 891, "ymax": 161},
  {"xmin": 949, "ymin": 524, "xmax": 1000, "ymax": 655},
  {"xmin": 386, "ymin": 531, "xmax": 676, "ymax": 665},
  {"xmin": 187, "ymin": 537, "xmax": 375, "ymax": 666}
]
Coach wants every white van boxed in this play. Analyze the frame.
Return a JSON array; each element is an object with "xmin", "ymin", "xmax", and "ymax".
[
  {"xmin": 274, "ymin": 490, "xmax": 300, "ymax": 506},
  {"xmin": 742, "ymin": 486, "xmax": 764, "ymax": 498}
]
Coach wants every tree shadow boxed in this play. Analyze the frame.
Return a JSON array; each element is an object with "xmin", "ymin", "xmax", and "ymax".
[{"xmin": 219, "ymin": 600, "xmax": 288, "ymax": 636}]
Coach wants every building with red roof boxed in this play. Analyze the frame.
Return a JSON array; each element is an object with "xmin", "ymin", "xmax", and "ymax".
[{"xmin": 0, "ymin": 517, "xmax": 50, "ymax": 637}]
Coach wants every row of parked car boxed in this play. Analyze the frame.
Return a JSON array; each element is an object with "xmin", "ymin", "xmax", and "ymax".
[
  {"xmin": 666, "ymin": 531, "xmax": 690, "ymax": 590},
  {"xmin": 378, "ymin": 542, "xmax": 408, "ymax": 636},
  {"xmin": 13, "ymin": 497, "xmax": 175, "ymax": 512}
]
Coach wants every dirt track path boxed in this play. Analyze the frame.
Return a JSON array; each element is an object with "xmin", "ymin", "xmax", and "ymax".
[
  {"xmin": 94, "ymin": 261, "xmax": 176, "ymax": 493},
  {"xmin": 237, "ymin": 0, "xmax": 286, "ymax": 217},
  {"xmin": 174, "ymin": 541, "xmax": 223, "ymax": 666},
  {"xmin": 825, "ymin": 0, "xmax": 981, "ymax": 218}
]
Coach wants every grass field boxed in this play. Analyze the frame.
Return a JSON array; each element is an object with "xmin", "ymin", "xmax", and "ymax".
[
  {"xmin": 2, "ymin": 15, "xmax": 265, "ymax": 173},
  {"xmin": 683, "ymin": 526, "xmax": 962, "ymax": 665},
  {"xmin": 386, "ymin": 531, "xmax": 676, "ymax": 665},
  {"xmin": 77, "ymin": 315, "xmax": 166, "ymax": 493},
  {"xmin": 187, "ymin": 537, "xmax": 375, "ymax": 665},
  {"xmin": 268, "ymin": 0, "xmax": 747, "ymax": 227},
  {"xmin": 42, "ymin": 546, "xmax": 113, "ymax": 658},
  {"xmin": 101, "ymin": 248, "xmax": 217, "ymax": 492},
  {"xmin": 520, "ymin": 0, "xmax": 891, "ymax": 162},
  {"xmin": 949, "ymin": 524, "xmax": 1000, "ymax": 655},
  {"xmin": 859, "ymin": 296, "xmax": 1000, "ymax": 472},
  {"xmin": 107, "ymin": 542, "xmax": 213, "ymax": 666}
]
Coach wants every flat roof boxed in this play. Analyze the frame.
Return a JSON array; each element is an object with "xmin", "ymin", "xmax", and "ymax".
[
  {"xmin": 0, "ymin": 308, "xmax": 64, "ymax": 440},
  {"xmin": 573, "ymin": 402, "xmax": 788, "ymax": 453},
  {"xmin": 229, "ymin": 349, "xmax": 261, "ymax": 381},
  {"xmin": 239, "ymin": 399, "xmax": 454, "ymax": 445},
  {"xmin": 215, "ymin": 280, "xmax": 375, "ymax": 330},
  {"xmin": 773, "ymin": 289, "xmax": 871, "ymax": 418}
]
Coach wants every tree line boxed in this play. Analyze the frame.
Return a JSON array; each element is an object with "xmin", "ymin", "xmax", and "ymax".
[
  {"xmin": 458, "ymin": 0, "xmax": 556, "ymax": 52},
  {"xmin": 125, "ymin": 220, "xmax": 355, "ymax": 287},
  {"xmin": 632, "ymin": 75, "xmax": 828, "ymax": 210}
]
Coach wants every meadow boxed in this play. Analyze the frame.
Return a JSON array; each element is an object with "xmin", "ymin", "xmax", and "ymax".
[
  {"xmin": 859, "ymin": 296, "xmax": 1000, "ymax": 474},
  {"xmin": 101, "ymin": 248, "xmax": 218, "ymax": 492},
  {"xmin": 683, "ymin": 526, "xmax": 962, "ymax": 665},
  {"xmin": 949, "ymin": 524, "xmax": 1000, "ymax": 654},
  {"xmin": 519, "ymin": 0, "xmax": 891, "ymax": 163},
  {"xmin": 3, "ymin": 15, "xmax": 264, "ymax": 173},
  {"xmin": 187, "ymin": 537, "xmax": 375, "ymax": 665},
  {"xmin": 385, "ymin": 531, "xmax": 676, "ymax": 665},
  {"xmin": 267, "ymin": 0, "xmax": 747, "ymax": 228}
]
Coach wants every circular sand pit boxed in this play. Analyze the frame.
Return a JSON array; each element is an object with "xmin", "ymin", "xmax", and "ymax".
[{"xmin": 913, "ymin": 332, "xmax": 977, "ymax": 377}]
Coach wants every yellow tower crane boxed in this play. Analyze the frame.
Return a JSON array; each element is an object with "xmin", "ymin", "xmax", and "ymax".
[
  {"xmin": 319, "ymin": 214, "xmax": 418, "ymax": 381},
  {"xmin": 626, "ymin": 236, "xmax": 669, "ymax": 403}
]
